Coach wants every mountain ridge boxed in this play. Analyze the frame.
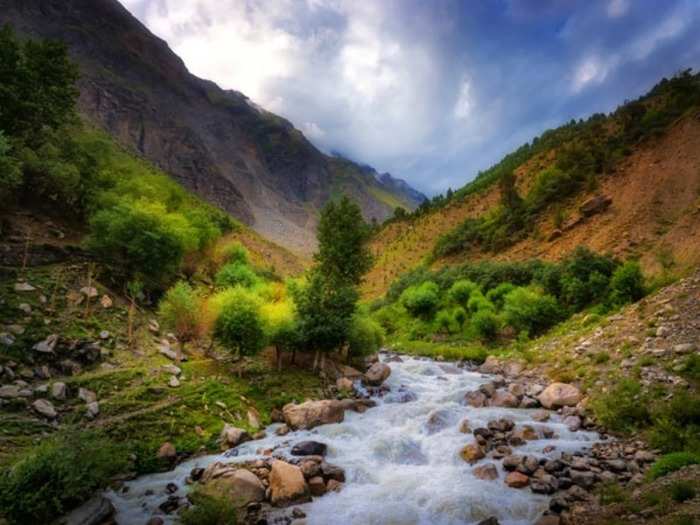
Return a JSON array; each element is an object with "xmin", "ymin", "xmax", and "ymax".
[{"xmin": 0, "ymin": 0, "xmax": 425, "ymax": 255}]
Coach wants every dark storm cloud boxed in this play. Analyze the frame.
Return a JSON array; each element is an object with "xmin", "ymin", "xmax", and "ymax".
[{"xmin": 118, "ymin": 0, "xmax": 700, "ymax": 195}]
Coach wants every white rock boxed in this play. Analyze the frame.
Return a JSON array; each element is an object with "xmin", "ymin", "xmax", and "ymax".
[
  {"xmin": 52, "ymin": 382, "xmax": 67, "ymax": 400},
  {"xmin": 18, "ymin": 303, "xmax": 32, "ymax": 314},
  {"xmin": 80, "ymin": 286, "xmax": 98, "ymax": 298},
  {"xmin": 86, "ymin": 401, "xmax": 100, "ymax": 418},
  {"xmin": 162, "ymin": 364, "xmax": 182, "ymax": 376},
  {"xmin": 78, "ymin": 388, "xmax": 97, "ymax": 403},
  {"xmin": 168, "ymin": 376, "xmax": 180, "ymax": 388},
  {"xmin": 14, "ymin": 282, "xmax": 36, "ymax": 292},
  {"xmin": 33, "ymin": 334, "xmax": 58, "ymax": 353},
  {"xmin": 33, "ymin": 399, "xmax": 57, "ymax": 418}
]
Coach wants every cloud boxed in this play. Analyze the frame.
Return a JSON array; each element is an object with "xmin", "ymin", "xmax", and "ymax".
[{"xmin": 118, "ymin": 0, "xmax": 700, "ymax": 195}]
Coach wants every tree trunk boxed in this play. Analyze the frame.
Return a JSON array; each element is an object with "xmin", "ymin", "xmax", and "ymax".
[
  {"xmin": 320, "ymin": 352, "xmax": 326, "ymax": 374},
  {"xmin": 276, "ymin": 345, "xmax": 283, "ymax": 371},
  {"xmin": 313, "ymin": 349, "xmax": 320, "ymax": 372}
]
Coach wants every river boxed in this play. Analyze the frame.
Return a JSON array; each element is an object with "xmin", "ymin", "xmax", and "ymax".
[{"xmin": 107, "ymin": 354, "xmax": 599, "ymax": 525}]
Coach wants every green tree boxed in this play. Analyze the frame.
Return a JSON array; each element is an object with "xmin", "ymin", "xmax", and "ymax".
[
  {"xmin": 608, "ymin": 260, "xmax": 645, "ymax": 306},
  {"xmin": 158, "ymin": 281, "xmax": 206, "ymax": 354},
  {"xmin": 0, "ymin": 131, "xmax": 21, "ymax": 203},
  {"xmin": 214, "ymin": 290, "xmax": 266, "ymax": 360},
  {"xmin": 314, "ymin": 196, "xmax": 372, "ymax": 287},
  {"xmin": 0, "ymin": 25, "xmax": 79, "ymax": 143}
]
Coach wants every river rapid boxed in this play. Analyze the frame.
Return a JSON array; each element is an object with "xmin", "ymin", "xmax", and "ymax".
[{"xmin": 107, "ymin": 355, "xmax": 599, "ymax": 525}]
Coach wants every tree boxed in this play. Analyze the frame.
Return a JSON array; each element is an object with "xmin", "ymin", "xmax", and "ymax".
[
  {"xmin": 293, "ymin": 270, "xmax": 358, "ymax": 370},
  {"xmin": 0, "ymin": 131, "xmax": 21, "ymax": 203},
  {"xmin": 214, "ymin": 290, "xmax": 265, "ymax": 361},
  {"xmin": 0, "ymin": 25, "xmax": 79, "ymax": 144},
  {"xmin": 314, "ymin": 196, "xmax": 372, "ymax": 287},
  {"xmin": 158, "ymin": 281, "xmax": 206, "ymax": 354}
]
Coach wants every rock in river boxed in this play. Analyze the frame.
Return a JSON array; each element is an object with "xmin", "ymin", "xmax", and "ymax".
[
  {"xmin": 537, "ymin": 383, "xmax": 581, "ymax": 409},
  {"xmin": 270, "ymin": 460, "xmax": 311, "ymax": 506},
  {"xmin": 364, "ymin": 362, "xmax": 391, "ymax": 386},
  {"xmin": 283, "ymin": 400, "xmax": 344, "ymax": 430}
]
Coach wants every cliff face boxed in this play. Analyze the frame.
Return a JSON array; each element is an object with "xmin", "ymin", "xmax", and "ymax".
[{"xmin": 0, "ymin": 0, "xmax": 425, "ymax": 254}]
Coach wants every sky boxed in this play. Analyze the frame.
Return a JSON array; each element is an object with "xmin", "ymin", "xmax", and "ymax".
[{"xmin": 117, "ymin": 0, "xmax": 700, "ymax": 196}]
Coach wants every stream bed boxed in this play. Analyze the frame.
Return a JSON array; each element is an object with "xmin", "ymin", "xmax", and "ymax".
[{"xmin": 107, "ymin": 355, "xmax": 599, "ymax": 525}]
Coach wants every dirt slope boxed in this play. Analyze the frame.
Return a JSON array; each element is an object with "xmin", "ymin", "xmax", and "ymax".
[{"xmin": 363, "ymin": 113, "xmax": 700, "ymax": 299}]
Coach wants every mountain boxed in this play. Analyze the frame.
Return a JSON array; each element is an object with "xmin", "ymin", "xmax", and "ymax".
[
  {"xmin": 362, "ymin": 71, "xmax": 700, "ymax": 298},
  {"xmin": 0, "ymin": 0, "xmax": 425, "ymax": 255}
]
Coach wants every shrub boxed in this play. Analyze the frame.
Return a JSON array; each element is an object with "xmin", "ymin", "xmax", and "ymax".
[
  {"xmin": 221, "ymin": 242, "xmax": 249, "ymax": 265},
  {"xmin": 648, "ymin": 390, "xmax": 700, "ymax": 453},
  {"xmin": 452, "ymin": 306, "xmax": 467, "ymax": 328},
  {"xmin": 590, "ymin": 379, "xmax": 651, "ymax": 433},
  {"xmin": 214, "ymin": 289, "xmax": 265, "ymax": 358},
  {"xmin": 669, "ymin": 480, "xmax": 696, "ymax": 503},
  {"xmin": 502, "ymin": 286, "xmax": 562, "ymax": 335},
  {"xmin": 471, "ymin": 309, "xmax": 500, "ymax": 341},
  {"xmin": 348, "ymin": 314, "xmax": 384, "ymax": 357},
  {"xmin": 608, "ymin": 260, "xmax": 646, "ymax": 306},
  {"xmin": 0, "ymin": 431, "xmax": 127, "ymax": 525},
  {"xmin": 448, "ymin": 279, "xmax": 479, "ymax": 305},
  {"xmin": 180, "ymin": 490, "xmax": 238, "ymax": 525},
  {"xmin": 648, "ymin": 452, "xmax": 700, "ymax": 480},
  {"xmin": 158, "ymin": 281, "xmax": 207, "ymax": 343},
  {"xmin": 435, "ymin": 309, "xmax": 455, "ymax": 334},
  {"xmin": 485, "ymin": 282, "xmax": 516, "ymax": 309},
  {"xmin": 0, "ymin": 132, "xmax": 21, "ymax": 202},
  {"xmin": 215, "ymin": 262, "xmax": 260, "ymax": 289},
  {"xmin": 400, "ymin": 281, "xmax": 440, "ymax": 319},
  {"xmin": 466, "ymin": 291, "xmax": 495, "ymax": 313}
]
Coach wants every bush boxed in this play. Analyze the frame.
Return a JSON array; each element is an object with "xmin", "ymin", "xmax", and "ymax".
[
  {"xmin": 608, "ymin": 260, "xmax": 646, "ymax": 306},
  {"xmin": 648, "ymin": 390, "xmax": 700, "ymax": 453},
  {"xmin": 648, "ymin": 452, "xmax": 700, "ymax": 480},
  {"xmin": 471, "ymin": 309, "xmax": 500, "ymax": 341},
  {"xmin": 502, "ymin": 286, "xmax": 561, "ymax": 336},
  {"xmin": 448, "ymin": 279, "xmax": 479, "ymax": 305},
  {"xmin": 452, "ymin": 306, "xmax": 467, "ymax": 328},
  {"xmin": 0, "ymin": 132, "xmax": 22, "ymax": 202},
  {"xmin": 158, "ymin": 281, "xmax": 207, "ymax": 343},
  {"xmin": 214, "ymin": 289, "xmax": 265, "ymax": 358},
  {"xmin": 466, "ymin": 291, "xmax": 495, "ymax": 313},
  {"xmin": 348, "ymin": 314, "xmax": 384, "ymax": 357},
  {"xmin": 590, "ymin": 379, "xmax": 651, "ymax": 433},
  {"xmin": 669, "ymin": 480, "xmax": 696, "ymax": 503},
  {"xmin": 0, "ymin": 431, "xmax": 127, "ymax": 524},
  {"xmin": 400, "ymin": 281, "xmax": 440, "ymax": 319},
  {"xmin": 87, "ymin": 200, "xmax": 186, "ymax": 290},
  {"xmin": 180, "ymin": 490, "xmax": 238, "ymax": 525},
  {"xmin": 435, "ymin": 309, "xmax": 455, "ymax": 334},
  {"xmin": 215, "ymin": 262, "xmax": 260, "ymax": 289},
  {"xmin": 222, "ymin": 242, "xmax": 249, "ymax": 265},
  {"xmin": 485, "ymin": 282, "xmax": 516, "ymax": 309}
]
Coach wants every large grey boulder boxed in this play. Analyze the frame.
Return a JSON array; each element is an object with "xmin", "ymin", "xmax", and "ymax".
[
  {"xmin": 364, "ymin": 362, "xmax": 391, "ymax": 386},
  {"xmin": 283, "ymin": 400, "xmax": 344, "ymax": 430},
  {"xmin": 537, "ymin": 383, "xmax": 581, "ymax": 409}
]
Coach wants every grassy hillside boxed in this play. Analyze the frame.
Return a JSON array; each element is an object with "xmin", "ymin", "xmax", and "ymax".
[{"xmin": 363, "ymin": 70, "xmax": 700, "ymax": 299}]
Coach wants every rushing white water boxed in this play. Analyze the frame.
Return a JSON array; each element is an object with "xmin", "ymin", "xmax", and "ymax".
[{"xmin": 107, "ymin": 355, "xmax": 599, "ymax": 525}]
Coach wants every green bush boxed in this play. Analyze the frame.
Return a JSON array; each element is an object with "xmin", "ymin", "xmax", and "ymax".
[
  {"xmin": 348, "ymin": 313, "xmax": 384, "ymax": 357},
  {"xmin": 0, "ymin": 132, "xmax": 22, "ymax": 202},
  {"xmin": 471, "ymin": 309, "xmax": 500, "ymax": 341},
  {"xmin": 466, "ymin": 291, "xmax": 495, "ymax": 313},
  {"xmin": 215, "ymin": 262, "xmax": 260, "ymax": 289},
  {"xmin": 214, "ymin": 289, "xmax": 265, "ymax": 358},
  {"xmin": 452, "ymin": 306, "xmax": 467, "ymax": 328},
  {"xmin": 669, "ymin": 480, "xmax": 696, "ymax": 503},
  {"xmin": 648, "ymin": 452, "xmax": 700, "ymax": 480},
  {"xmin": 485, "ymin": 282, "xmax": 516, "ymax": 309},
  {"xmin": 435, "ymin": 309, "xmax": 455, "ymax": 334},
  {"xmin": 222, "ymin": 242, "xmax": 249, "ymax": 265},
  {"xmin": 502, "ymin": 286, "xmax": 561, "ymax": 335},
  {"xmin": 400, "ymin": 281, "xmax": 440, "ymax": 319},
  {"xmin": 648, "ymin": 390, "xmax": 700, "ymax": 453},
  {"xmin": 448, "ymin": 279, "xmax": 479, "ymax": 305},
  {"xmin": 158, "ymin": 281, "xmax": 206, "ymax": 343},
  {"xmin": 0, "ymin": 431, "xmax": 127, "ymax": 525},
  {"xmin": 87, "ymin": 200, "xmax": 186, "ymax": 290},
  {"xmin": 608, "ymin": 260, "xmax": 646, "ymax": 306},
  {"xmin": 590, "ymin": 379, "xmax": 651, "ymax": 433},
  {"xmin": 180, "ymin": 490, "xmax": 238, "ymax": 525}
]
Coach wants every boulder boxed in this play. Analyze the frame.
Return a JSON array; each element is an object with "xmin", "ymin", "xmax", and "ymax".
[
  {"xmin": 32, "ymin": 399, "xmax": 57, "ymax": 418},
  {"xmin": 580, "ymin": 195, "xmax": 612, "ymax": 217},
  {"xmin": 168, "ymin": 376, "xmax": 180, "ymax": 388},
  {"xmin": 336, "ymin": 377, "xmax": 354, "ymax": 392},
  {"xmin": 479, "ymin": 356, "xmax": 502, "ymax": 374},
  {"xmin": 459, "ymin": 419, "xmax": 471, "ymax": 433},
  {"xmin": 162, "ymin": 364, "xmax": 182, "ymax": 376},
  {"xmin": 511, "ymin": 425, "xmax": 538, "ymax": 441},
  {"xmin": 86, "ymin": 401, "xmax": 100, "ymax": 419},
  {"xmin": 58, "ymin": 495, "xmax": 115, "ymax": 525},
  {"xmin": 14, "ymin": 282, "xmax": 36, "ymax": 292},
  {"xmin": 464, "ymin": 390, "xmax": 487, "ymax": 408},
  {"xmin": 308, "ymin": 476, "xmax": 326, "ymax": 496},
  {"xmin": 202, "ymin": 469, "xmax": 265, "ymax": 507},
  {"xmin": 505, "ymin": 471, "xmax": 529, "ymax": 488},
  {"xmin": 320, "ymin": 462, "xmax": 345, "ymax": 482},
  {"xmin": 489, "ymin": 389, "xmax": 519, "ymax": 408},
  {"xmin": 269, "ymin": 460, "xmax": 310, "ymax": 506},
  {"xmin": 78, "ymin": 388, "xmax": 97, "ymax": 404},
  {"xmin": 364, "ymin": 362, "xmax": 391, "ymax": 386},
  {"xmin": 283, "ymin": 400, "xmax": 344, "ymax": 430},
  {"xmin": 425, "ymin": 408, "xmax": 452, "ymax": 434},
  {"xmin": 0, "ymin": 385, "xmax": 21, "ymax": 398},
  {"xmin": 220, "ymin": 425, "xmax": 251, "ymax": 450},
  {"xmin": 33, "ymin": 334, "xmax": 58, "ymax": 354},
  {"xmin": 460, "ymin": 443, "xmax": 485, "ymax": 464},
  {"xmin": 291, "ymin": 441, "xmax": 327, "ymax": 456},
  {"xmin": 537, "ymin": 383, "xmax": 581, "ymax": 409},
  {"xmin": 157, "ymin": 442, "xmax": 176, "ymax": 461},
  {"xmin": 473, "ymin": 463, "xmax": 499, "ymax": 481}
]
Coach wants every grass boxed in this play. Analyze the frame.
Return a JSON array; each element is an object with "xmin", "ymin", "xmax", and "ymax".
[{"xmin": 386, "ymin": 337, "xmax": 489, "ymax": 362}]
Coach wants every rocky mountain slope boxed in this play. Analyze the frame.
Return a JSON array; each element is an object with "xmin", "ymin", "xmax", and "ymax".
[
  {"xmin": 363, "ymin": 74, "xmax": 700, "ymax": 298},
  {"xmin": 0, "ymin": 0, "xmax": 425, "ymax": 256}
]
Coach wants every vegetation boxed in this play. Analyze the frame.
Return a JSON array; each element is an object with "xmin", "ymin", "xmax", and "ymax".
[
  {"xmin": 0, "ymin": 431, "xmax": 127, "ymax": 524},
  {"xmin": 181, "ymin": 490, "xmax": 238, "ymax": 525},
  {"xmin": 373, "ymin": 247, "xmax": 647, "ymax": 350},
  {"xmin": 648, "ymin": 453, "xmax": 700, "ymax": 481}
]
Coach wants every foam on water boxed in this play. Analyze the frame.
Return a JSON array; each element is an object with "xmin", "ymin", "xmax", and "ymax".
[{"xmin": 107, "ymin": 355, "xmax": 598, "ymax": 524}]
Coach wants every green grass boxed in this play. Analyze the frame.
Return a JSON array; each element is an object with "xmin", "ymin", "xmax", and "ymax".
[{"xmin": 387, "ymin": 337, "xmax": 488, "ymax": 362}]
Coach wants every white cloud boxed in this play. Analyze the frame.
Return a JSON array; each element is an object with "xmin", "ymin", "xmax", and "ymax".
[
  {"xmin": 607, "ymin": 0, "xmax": 629, "ymax": 18},
  {"xmin": 453, "ymin": 78, "xmax": 472, "ymax": 119}
]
